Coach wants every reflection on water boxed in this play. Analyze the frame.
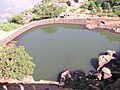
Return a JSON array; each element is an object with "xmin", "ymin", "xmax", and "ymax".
[
  {"xmin": 15, "ymin": 24, "xmax": 120, "ymax": 81},
  {"xmin": 95, "ymin": 29, "xmax": 120, "ymax": 42}
]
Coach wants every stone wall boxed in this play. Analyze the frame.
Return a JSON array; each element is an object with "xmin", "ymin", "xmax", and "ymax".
[
  {"xmin": 0, "ymin": 18, "xmax": 86, "ymax": 45},
  {"xmin": 0, "ymin": 18, "xmax": 120, "ymax": 45}
]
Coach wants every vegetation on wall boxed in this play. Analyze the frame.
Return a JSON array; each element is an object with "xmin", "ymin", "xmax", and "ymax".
[{"xmin": 0, "ymin": 42, "xmax": 35, "ymax": 80}]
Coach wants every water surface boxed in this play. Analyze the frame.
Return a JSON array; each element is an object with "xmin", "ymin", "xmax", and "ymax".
[{"xmin": 15, "ymin": 24, "xmax": 120, "ymax": 81}]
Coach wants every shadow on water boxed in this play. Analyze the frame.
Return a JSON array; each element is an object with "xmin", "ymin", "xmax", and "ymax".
[{"xmin": 90, "ymin": 58, "xmax": 98, "ymax": 70}]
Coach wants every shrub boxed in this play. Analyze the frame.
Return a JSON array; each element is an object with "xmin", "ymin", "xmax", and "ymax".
[
  {"xmin": 91, "ymin": 9, "xmax": 97, "ymax": 15},
  {"xmin": 98, "ymin": 13, "xmax": 107, "ymax": 17},
  {"xmin": 101, "ymin": 2, "xmax": 111, "ymax": 10},
  {"xmin": 0, "ymin": 22, "xmax": 18, "ymax": 32},
  {"xmin": 97, "ymin": 6, "xmax": 103, "ymax": 12},
  {"xmin": 113, "ymin": 6, "xmax": 120, "ymax": 16},
  {"xmin": 107, "ymin": 12, "xmax": 117, "ymax": 17},
  {"xmin": 32, "ymin": 2, "xmax": 66, "ymax": 19},
  {"xmin": 82, "ymin": 2, "xmax": 90, "ymax": 9},
  {"xmin": 88, "ymin": 1, "xmax": 97, "ymax": 10},
  {"xmin": 69, "ymin": 8, "xmax": 76, "ymax": 13},
  {"xmin": 8, "ymin": 14, "xmax": 26, "ymax": 25},
  {"xmin": 80, "ymin": 9, "xmax": 85, "ymax": 13},
  {"xmin": 0, "ymin": 42, "xmax": 35, "ymax": 80},
  {"xmin": 31, "ymin": 14, "xmax": 42, "ymax": 21}
]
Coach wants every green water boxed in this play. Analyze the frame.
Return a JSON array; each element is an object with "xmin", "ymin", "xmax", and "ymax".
[{"xmin": 15, "ymin": 24, "xmax": 120, "ymax": 81}]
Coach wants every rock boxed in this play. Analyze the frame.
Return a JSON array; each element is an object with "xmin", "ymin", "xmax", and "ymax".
[
  {"xmin": 86, "ymin": 24, "xmax": 97, "ymax": 29},
  {"xmin": 102, "ymin": 67, "xmax": 112, "ymax": 79},
  {"xmin": 104, "ymin": 78, "xmax": 120, "ymax": 90},
  {"xmin": 59, "ymin": 70, "xmax": 72, "ymax": 85},
  {"xmin": 97, "ymin": 50, "xmax": 116, "ymax": 71},
  {"xmin": 72, "ymin": 70, "xmax": 85, "ymax": 79},
  {"xmin": 39, "ymin": 80, "xmax": 59, "ymax": 85},
  {"xmin": 106, "ymin": 50, "xmax": 116, "ymax": 57},
  {"xmin": 113, "ymin": 27, "xmax": 120, "ymax": 33},
  {"xmin": 97, "ymin": 55, "xmax": 114, "ymax": 71},
  {"xmin": 97, "ymin": 73, "xmax": 102, "ymax": 80},
  {"xmin": 86, "ymin": 70, "xmax": 97, "ymax": 79},
  {"xmin": 23, "ymin": 75, "xmax": 35, "ymax": 83}
]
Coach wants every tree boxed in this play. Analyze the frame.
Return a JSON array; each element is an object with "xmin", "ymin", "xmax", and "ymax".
[
  {"xmin": 113, "ymin": 6, "xmax": 120, "ymax": 16},
  {"xmin": 101, "ymin": 2, "xmax": 111, "ymax": 10},
  {"xmin": 109, "ymin": 0, "xmax": 120, "ymax": 7},
  {"xmin": 8, "ymin": 14, "xmax": 26, "ymax": 25},
  {"xmin": 0, "ymin": 42, "xmax": 35, "ymax": 80},
  {"xmin": 82, "ymin": 2, "xmax": 91, "ymax": 9},
  {"xmin": 88, "ymin": 1, "xmax": 97, "ymax": 10},
  {"xmin": 32, "ymin": 1, "xmax": 67, "ymax": 19},
  {"xmin": 95, "ymin": 0, "xmax": 102, "ymax": 7}
]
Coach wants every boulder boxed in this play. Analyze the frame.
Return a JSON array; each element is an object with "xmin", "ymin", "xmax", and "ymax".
[
  {"xmin": 102, "ymin": 67, "xmax": 112, "ymax": 79},
  {"xmin": 97, "ymin": 55, "xmax": 114, "ymax": 71},
  {"xmin": 106, "ymin": 50, "xmax": 116, "ymax": 57},
  {"xmin": 59, "ymin": 70, "xmax": 72, "ymax": 85}
]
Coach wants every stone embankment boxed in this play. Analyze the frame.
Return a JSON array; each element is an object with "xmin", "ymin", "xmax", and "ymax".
[
  {"xmin": 0, "ymin": 18, "xmax": 120, "ymax": 45},
  {"xmin": 0, "ymin": 18, "xmax": 86, "ymax": 45},
  {"xmin": 86, "ymin": 18, "xmax": 120, "ymax": 33},
  {"xmin": 0, "ymin": 75, "xmax": 72, "ymax": 90}
]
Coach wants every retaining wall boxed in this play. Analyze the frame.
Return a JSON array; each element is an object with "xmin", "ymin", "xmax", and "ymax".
[
  {"xmin": 0, "ymin": 18, "xmax": 86, "ymax": 45},
  {"xmin": 0, "ymin": 18, "xmax": 120, "ymax": 45}
]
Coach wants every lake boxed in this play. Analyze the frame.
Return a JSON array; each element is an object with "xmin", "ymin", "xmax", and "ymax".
[{"xmin": 15, "ymin": 24, "xmax": 120, "ymax": 81}]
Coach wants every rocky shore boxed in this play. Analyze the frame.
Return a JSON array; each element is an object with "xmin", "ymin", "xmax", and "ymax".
[
  {"xmin": 0, "ymin": 50, "xmax": 120, "ymax": 90},
  {"xmin": 58, "ymin": 50, "xmax": 120, "ymax": 90}
]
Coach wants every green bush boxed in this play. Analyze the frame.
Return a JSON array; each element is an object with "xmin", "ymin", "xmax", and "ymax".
[
  {"xmin": 97, "ymin": 6, "xmax": 103, "ymax": 12},
  {"xmin": 69, "ymin": 8, "xmax": 76, "ymax": 13},
  {"xmin": 0, "ymin": 42, "xmax": 35, "ymax": 80},
  {"xmin": 8, "ymin": 14, "xmax": 26, "ymax": 25},
  {"xmin": 101, "ymin": 2, "xmax": 111, "ymax": 10},
  {"xmin": 82, "ymin": 2, "xmax": 90, "ymax": 9},
  {"xmin": 88, "ymin": 1, "xmax": 97, "ymax": 10},
  {"xmin": 91, "ymin": 8, "xmax": 97, "ymax": 15},
  {"xmin": 107, "ymin": 12, "xmax": 117, "ymax": 17},
  {"xmin": 31, "ymin": 14, "xmax": 42, "ymax": 21},
  {"xmin": 80, "ymin": 9, "xmax": 86, "ymax": 13},
  {"xmin": 32, "ymin": 1, "xmax": 66, "ymax": 19},
  {"xmin": 0, "ymin": 22, "xmax": 18, "ymax": 32},
  {"xmin": 98, "ymin": 12, "xmax": 107, "ymax": 17},
  {"xmin": 98, "ymin": 12, "xmax": 117, "ymax": 17},
  {"xmin": 113, "ymin": 6, "xmax": 120, "ymax": 16}
]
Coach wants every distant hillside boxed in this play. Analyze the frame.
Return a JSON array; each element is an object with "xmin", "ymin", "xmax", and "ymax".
[{"xmin": 0, "ymin": 0, "xmax": 40, "ymax": 22}]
